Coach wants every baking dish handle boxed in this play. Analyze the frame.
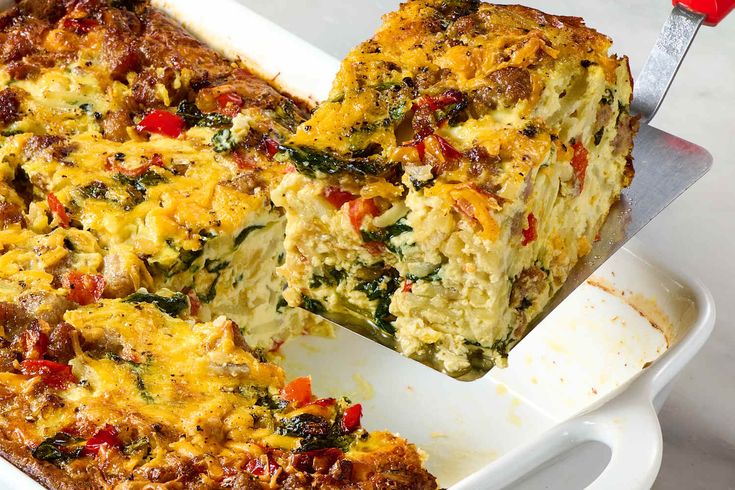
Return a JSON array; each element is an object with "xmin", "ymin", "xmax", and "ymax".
[
  {"xmin": 581, "ymin": 384, "xmax": 662, "ymax": 490},
  {"xmin": 450, "ymin": 381, "xmax": 662, "ymax": 490}
]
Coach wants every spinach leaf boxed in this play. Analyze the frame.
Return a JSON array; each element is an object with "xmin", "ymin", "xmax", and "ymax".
[
  {"xmin": 355, "ymin": 274, "xmax": 400, "ymax": 301},
  {"xmin": 254, "ymin": 388, "xmax": 288, "ymax": 410},
  {"xmin": 176, "ymin": 100, "xmax": 231, "ymax": 128},
  {"xmin": 198, "ymin": 274, "xmax": 220, "ymax": 304},
  {"xmin": 301, "ymin": 295, "xmax": 325, "ymax": 315},
  {"xmin": 234, "ymin": 224, "xmax": 264, "ymax": 247},
  {"xmin": 373, "ymin": 297, "xmax": 396, "ymax": 335},
  {"xmin": 212, "ymin": 128, "xmax": 235, "ymax": 152},
  {"xmin": 309, "ymin": 267, "xmax": 346, "ymax": 288},
  {"xmin": 78, "ymin": 180, "xmax": 109, "ymax": 200},
  {"xmin": 32, "ymin": 433, "xmax": 84, "ymax": 464},
  {"xmin": 280, "ymin": 145, "xmax": 384, "ymax": 178},
  {"xmin": 278, "ymin": 414, "xmax": 331, "ymax": 438},
  {"xmin": 114, "ymin": 170, "xmax": 167, "ymax": 208},
  {"xmin": 273, "ymin": 99, "xmax": 300, "ymax": 132},
  {"xmin": 355, "ymin": 268, "xmax": 400, "ymax": 335},
  {"xmin": 123, "ymin": 437, "xmax": 150, "ymax": 457},
  {"xmin": 360, "ymin": 218, "xmax": 412, "ymax": 253},
  {"xmin": 278, "ymin": 412, "xmax": 357, "ymax": 453},
  {"xmin": 276, "ymin": 296, "xmax": 288, "ymax": 313},
  {"xmin": 204, "ymin": 258, "xmax": 229, "ymax": 274},
  {"xmin": 389, "ymin": 101, "xmax": 410, "ymax": 121},
  {"xmin": 124, "ymin": 292, "xmax": 189, "ymax": 317},
  {"xmin": 174, "ymin": 249, "xmax": 204, "ymax": 273},
  {"xmin": 406, "ymin": 265, "xmax": 442, "ymax": 282}
]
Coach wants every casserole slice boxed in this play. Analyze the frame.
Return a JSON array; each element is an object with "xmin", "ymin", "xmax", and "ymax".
[{"xmin": 274, "ymin": 0, "xmax": 638, "ymax": 374}]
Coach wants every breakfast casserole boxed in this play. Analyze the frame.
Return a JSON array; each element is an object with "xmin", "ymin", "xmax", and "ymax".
[
  {"xmin": 0, "ymin": 0, "xmax": 437, "ymax": 488},
  {"xmin": 274, "ymin": 0, "xmax": 638, "ymax": 374}
]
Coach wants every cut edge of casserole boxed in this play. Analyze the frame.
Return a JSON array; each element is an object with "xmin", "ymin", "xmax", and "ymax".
[{"xmin": 274, "ymin": 0, "xmax": 639, "ymax": 374}]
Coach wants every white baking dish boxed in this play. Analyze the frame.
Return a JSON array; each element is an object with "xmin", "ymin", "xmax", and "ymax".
[{"xmin": 0, "ymin": 1, "xmax": 715, "ymax": 488}]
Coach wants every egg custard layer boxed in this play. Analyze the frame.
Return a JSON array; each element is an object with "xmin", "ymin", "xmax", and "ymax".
[
  {"xmin": 0, "ymin": 1, "xmax": 436, "ymax": 489},
  {"xmin": 274, "ymin": 0, "xmax": 638, "ymax": 374}
]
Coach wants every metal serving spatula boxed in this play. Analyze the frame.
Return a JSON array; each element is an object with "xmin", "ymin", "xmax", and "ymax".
[{"xmin": 320, "ymin": 0, "xmax": 732, "ymax": 379}]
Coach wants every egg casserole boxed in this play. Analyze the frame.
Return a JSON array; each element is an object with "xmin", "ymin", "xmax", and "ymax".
[
  {"xmin": 0, "ymin": 1, "xmax": 436, "ymax": 488},
  {"xmin": 274, "ymin": 0, "xmax": 638, "ymax": 374}
]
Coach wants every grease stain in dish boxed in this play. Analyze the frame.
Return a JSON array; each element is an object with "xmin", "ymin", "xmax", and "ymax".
[
  {"xmin": 508, "ymin": 398, "xmax": 523, "ymax": 427},
  {"xmin": 587, "ymin": 278, "xmax": 674, "ymax": 346},
  {"xmin": 351, "ymin": 373, "xmax": 375, "ymax": 400}
]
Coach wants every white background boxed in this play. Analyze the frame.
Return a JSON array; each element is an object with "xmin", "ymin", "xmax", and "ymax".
[{"xmin": 235, "ymin": 1, "xmax": 735, "ymax": 487}]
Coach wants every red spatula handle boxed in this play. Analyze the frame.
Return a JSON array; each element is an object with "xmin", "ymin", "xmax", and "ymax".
[{"xmin": 674, "ymin": 0, "xmax": 735, "ymax": 25}]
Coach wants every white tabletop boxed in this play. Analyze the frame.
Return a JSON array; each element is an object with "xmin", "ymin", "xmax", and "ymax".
[{"xmin": 236, "ymin": 1, "xmax": 735, "ymax": 487}]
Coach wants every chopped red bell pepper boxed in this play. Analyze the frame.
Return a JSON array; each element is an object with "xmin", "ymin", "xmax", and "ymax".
[
  {"xmin": 413, "ymin": 89, "xmax": 464, "ymax": 112},
  {"xmin": 348, "ymin": 198, "xmax": 379, "ymax": 233},
  {"xmin": 341, "ymin": 404, "xmax": 363, "ymax": 433},
  {"xmin": 269, "ymin": 338, "xmax": 285, "ymax": 353},
  {"xmin": 83, "ymin": 425, "xmax": 122, "ymax": 456},
  {"xmin": 135, "ymin": 110, "xmax": 185, "ymax": 138},
  {"xmin": 63, "ymin": 17, "xmax": 98, "ymax": 35},
  {"xmin": 571, "ymin": 142, "xmax": 589, "ymax": 191},
  {"xmin": 401, "ymin": 137, "xmax": 426, "ymax": 161},
  {"xmin": 149, "ymin": 153, "xmax": 165, "ymax": 169},
  {"xmin": 47, "ymin": 193, "xmax": 70, "ymax": 229},
  {"xmin": 185, "ymin": 288, "xmax": 201, "ymax": 317},
  {"xmin": 402, "ymin": 280, "xmax": 413, "ymax": 293},
  {"xmin": 231, "ymin": 149, "xmax": 257, "ymax": 170},
  {"xmin": 246, "ymin": 453, "xmax": 279, "ymax": 477},
  {"xmin": 64, "ymin": 271, "xmax": 105, "ymax": 306},
  {"xmin": 322, "ymin": 187, "xmax": 357, "ymax": 209},
  {"xmin": 107, "ymin": 153, "xmax": 164, "ymax": 178},
  {"xmin": 363, "ymin": 241, "xmax": 387, "ymax": 255},
  {"xmin": 405, "ymin": 134, "xmax": 460, "ymax": 164},
  {"xmin": 414, "ymin": 139, "xmax": 426, "ymax": 161},
  {"xmin": 216, "ymin": 92, "xmax": 244, "ymax": 117},
  {"xmin": 521, "ymin": 213, "xmax": 537, "ymax": 246},
  {"xmin": 20, "ymin": 327, "xmax": 48, "ymax": 360},
  {"xmin": 281, "ymin": 376, "xmax": 312, "ymax": 407},
  {"xmin": 309, "ymin": 397, "xmax": 337, "ymax": 408},
  {"xmin": 20, "ymin": 359, "xmax": 76, "ymax": 389},
  {"xmin": 262, "ymin": 137, "xmax": 281, "ymax": 159},
  {"xmin": 433, "ymin": 134, "xmax": 463, "ymax": 161}
]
